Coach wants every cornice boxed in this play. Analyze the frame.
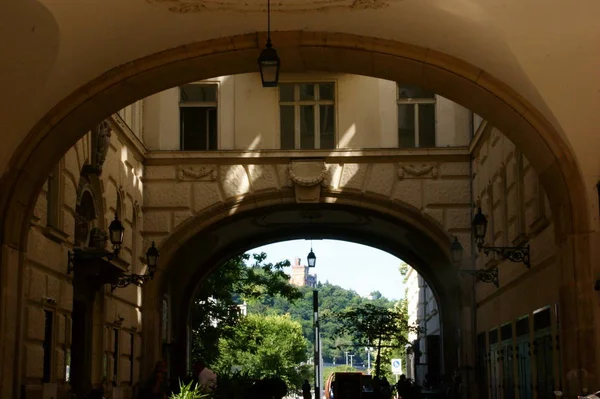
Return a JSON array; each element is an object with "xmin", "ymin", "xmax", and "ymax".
[
  {"xmin": 144, "ymin": 147, "xmax": 470, "ymax": 165},
  {"xmin": 108, "ymin": 114, "xmax": 148, "ymax": 162}
]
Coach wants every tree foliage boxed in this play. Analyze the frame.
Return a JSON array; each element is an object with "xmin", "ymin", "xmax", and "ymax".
[
  {"xmin": 191, "ymin": 253, "xmax": 302, "ymax": 365},
  {"xmin": 214, "ymin": 314, "xmax": 312, "ymax": 392},
  {"xmin": 330, "ymin": 301, "xmax": 417, "ymax": 377},
  {"xmin": 247, "ymin": 281, "xmax": 398, "ymax": 367}
]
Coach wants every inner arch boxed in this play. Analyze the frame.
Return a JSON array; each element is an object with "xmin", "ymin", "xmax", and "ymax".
[{"xmin": 148, "ymin": 200, "xmax": 463, "ymax": 380}]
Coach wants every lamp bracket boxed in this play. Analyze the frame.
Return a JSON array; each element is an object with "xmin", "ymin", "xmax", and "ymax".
[
  {"xmin": 111, "ymin": 272, "xmax": 152, "ymax": 292},
  {"xmin": 478, "ymin": 244, "xmax": 530, "ymax": 268},
  {"xmin": 460, "ymin": 267, "xmax": 499, "ymax": 288}
]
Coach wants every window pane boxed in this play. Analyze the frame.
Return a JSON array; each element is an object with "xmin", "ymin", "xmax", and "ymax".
[
  {"xmin": 299, "ymin": 84, "xmax": 315, "ymax": 101},
  {"xmin": 180, "ymin": 84, "xmax": 217, "ymax": 102},
  {"xmin": 319, "ymin": 83, "xmax": 335, "ymax": 101},
  {"xmin": 207, "ymin": 108, "xmax": 218, "ymax": 150},
  {"xmin": 181, "ymin": 107, "xmax": 208, "ymax": 150},
  {"xmin": 300, "ymin": 106, "xmax": 315, "ymax": 149},
  {"xmin": 319, "ymin": 105, "xmax": 335, "ymax": 149},
  {"xmin": 418, "ymin": 103, "xmax": 436, "ymax": 147},
  {"xmin": 280, "ymin": 105, "xmax": 295, "ymax": 149},
  {"xmin": 398, "ymin": 85, "xmax": 435, "ymax": 99},
  {"xmin": 398, "ymin": 104, "xmax": 415, "ymax": 147},
  {"xmin": 279, "ymin": 84, "xmax": 295, "ymax": 102}
]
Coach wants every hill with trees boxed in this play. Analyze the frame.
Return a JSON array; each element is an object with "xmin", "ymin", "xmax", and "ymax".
[{"xmin": 246, "ymin": 281, "xmax": 405, "ymax": 368}]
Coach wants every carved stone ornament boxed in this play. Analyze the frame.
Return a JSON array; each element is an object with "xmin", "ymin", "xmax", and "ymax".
[
  {"xmin": 289, "ymin": 160, "xmax": 328, "ymax": 203},
  {"xmin": 178, "ymin": 165, "xmax": 217, "ymax": 181},
  {"xmin": 397, "ymin": 163, "xmax": 438, "ymax": 179},
  {"xmin": 88, "ymin": 227, "xmax": 108, "ymax": 250},
  {"xmin": 146, "ymin": 0, "xmax": 391, "ymax": 13},
  {"xmin": 93, "ymin": 121, "xmax": 112, "ymax": 175}
]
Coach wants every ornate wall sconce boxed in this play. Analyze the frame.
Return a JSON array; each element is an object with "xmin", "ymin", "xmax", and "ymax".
[
  {"xmin": 472, "ymin": 207, "xmax": 530, "ymax": 268},
  {"xmin": 452, "ymin": 236, "xmax": 500, "ymax": 288},
  {"xmin": 67, "ymin": 214, "xmax": 159, "ymax": 290}
]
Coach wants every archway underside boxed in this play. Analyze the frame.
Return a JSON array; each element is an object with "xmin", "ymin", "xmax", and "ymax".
[{"xmin": 154, "ymin": 201, "xmax": 462, "ymax": 380}]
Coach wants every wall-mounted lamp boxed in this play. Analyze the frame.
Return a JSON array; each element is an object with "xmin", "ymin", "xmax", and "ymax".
[
  {"xmin": 453, "ymin": 236, "xmax": 500, "ymax": 288},
  {"xmin": 67, "ymin": 214, "xmax": 160, "ymax": 291},
  {"xmin": 472, "ymin": 207, "xmax": 530, "ymax": 268}
]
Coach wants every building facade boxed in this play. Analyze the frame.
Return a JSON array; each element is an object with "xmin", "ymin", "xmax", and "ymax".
[
  {"xmin": 290, "ymin": 257, "xmax": 317, "ymax": 288},
  {"xmin": 404, "ymin": 265, "xmax": 440, "ymax": 386}
]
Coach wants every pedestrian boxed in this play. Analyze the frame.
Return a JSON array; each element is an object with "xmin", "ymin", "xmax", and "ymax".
[
  {"xmin": 302, "ymin": 379, "xmax": 312, "ymax": 399},
  {"xmin": 195, "ymin": 360, "xmax": 217, "ymax": 392}
]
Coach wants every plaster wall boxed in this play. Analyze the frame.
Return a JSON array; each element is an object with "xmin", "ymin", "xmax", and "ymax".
[
  {"xmin": 23, "ymin": 118, "xmax": 145, "ymax": 399},
  {"xmin": 142, "ymin": 72, "xmax": 471, "ymax": 151}
]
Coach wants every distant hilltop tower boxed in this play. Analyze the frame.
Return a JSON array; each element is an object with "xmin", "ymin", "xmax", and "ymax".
[{"xmin": 289, "ymin": 257, "xmax": 317, "ymax": 288}]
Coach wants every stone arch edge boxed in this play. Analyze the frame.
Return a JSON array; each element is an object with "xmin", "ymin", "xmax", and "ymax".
[{"xmin": 142, "ymin": 190, "xmax": 462, "ymax": 378}]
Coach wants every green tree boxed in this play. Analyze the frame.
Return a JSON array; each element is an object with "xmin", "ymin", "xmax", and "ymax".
[
  {"xmin": 330, "ymin": 303, "xmax": 418, "ymax": 377},
  {"xmin": 215, "ymin": 314, "xmax": 312, "ymax": 392},
  {"xmin": 247, "ymin": 282, "xmax": 399, "ymax": 366},
  {"xmin": 191, "ymin": 253, "xmax": 302, "ymax": 365}
]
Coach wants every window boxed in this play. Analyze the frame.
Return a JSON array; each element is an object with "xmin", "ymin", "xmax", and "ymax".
[
  {"xmin": 279, "ymin": 82, "xmax": 335, "ymax": 150},
  {"xmin": 129, "ymin": 333, "xmax": 135, "ymax": 384},
  {"xmin": 43, "ymin": 310, "xmax": 54, "ymax": 383},
  {"xmin": 397, "ymin": 85, "xmax": 436, "ymax": 147},
  {"xmin": 113, "ymin": 328, "xmax": 120, "ymax": 385},
  {"xmin": 179, "ymin": 84, "xmax": 218, "ymax": 150}
]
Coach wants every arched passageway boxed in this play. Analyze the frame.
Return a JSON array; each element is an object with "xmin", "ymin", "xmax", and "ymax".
[
  {"xmin": 0, "ymin": 32, "xmax": 596, "ymax": 398},
  {"xmin": 143, "ymin": 193, "xmax": 468, "ymax": 383}
]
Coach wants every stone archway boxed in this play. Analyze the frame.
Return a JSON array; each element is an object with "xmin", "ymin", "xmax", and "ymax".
[
  {"xmin": 0, "ymin": 31, "xmax": 595, "ymax": 397},
  {"xmin": 142, "ymin": 192, "xmax": 465, "ymax": 382}
]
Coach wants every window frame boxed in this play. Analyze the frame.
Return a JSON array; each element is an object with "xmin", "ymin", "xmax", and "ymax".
[
  {"xmin": 179, "ymin": 82, "xmax": 220, "ymax": 151},
  {"xmin": 278, "ymin": 81, "xmax": 337, "ymax": 150},
  {"xmin": 396, "ymin": 85, "xmax": 437, "ymax": 148}
]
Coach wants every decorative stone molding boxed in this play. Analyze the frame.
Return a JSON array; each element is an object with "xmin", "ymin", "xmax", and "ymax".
[
  {"xmin": 398, "ymin": 163, "xmax": 438, "ymax": 179},
  {"xmin": 289, "ymin": 160, "xmax": 328, "ymax": 203},
  {"xmin": 177, "ymin": 165, "xmax": 217, "ymax": 181},
  {"xmin": 146, "ymin": 0, "xmax": 390, "ymax": 14}
]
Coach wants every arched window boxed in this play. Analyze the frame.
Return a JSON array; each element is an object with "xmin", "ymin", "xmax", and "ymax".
[
  {"xmin": 131, "ymin": 205, "xmax": 139, "ymax": 271},
  {"xmin": 74, "ymin": 190, "xmax": 97, "ymax": 248}
]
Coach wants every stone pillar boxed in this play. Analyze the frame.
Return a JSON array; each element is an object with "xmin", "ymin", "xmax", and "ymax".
[
  {"xmin": 459, "ymin": 273, "xmax": 477, "ymax": 399},
  {"xmin": 0, "ymin": 244, "xmax": 22, "ymax": 398},
  {"xmin": 141, "ymin": 287, "xmax": 161, "ymax": 380},
  {"xmin": 557, "ymin": 232, "xmax": 598, "ymax": 395}
]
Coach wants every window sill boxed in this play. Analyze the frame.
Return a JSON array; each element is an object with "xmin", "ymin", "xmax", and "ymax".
[{"xmin": 42, "ymin": 226, "xmax": 69, "ymax": 244}]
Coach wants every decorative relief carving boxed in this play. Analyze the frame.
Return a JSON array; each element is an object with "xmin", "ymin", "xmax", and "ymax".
[
  {"xmin": 178, "ymin": 165, "xmax": 217, "ymax": 181},
  {"xmin": 397, "ymin": 163, "xmax": 438, "ymax": 179},
  {"xmin": 289, "ymin": 161, "xmax": 328, "ymax": 203},
  {"xmin": 146, "ymin": 0, "xmax": 391, "ymax": 13},
  {"xmin": 289, "ymin": 163, "xmax": 328, "ymax": 187}
]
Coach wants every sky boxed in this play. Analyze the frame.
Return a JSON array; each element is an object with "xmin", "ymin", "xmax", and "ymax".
[{"xmin": 249, "ymin": 239, "xmax": 408, "ymax": 301}]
